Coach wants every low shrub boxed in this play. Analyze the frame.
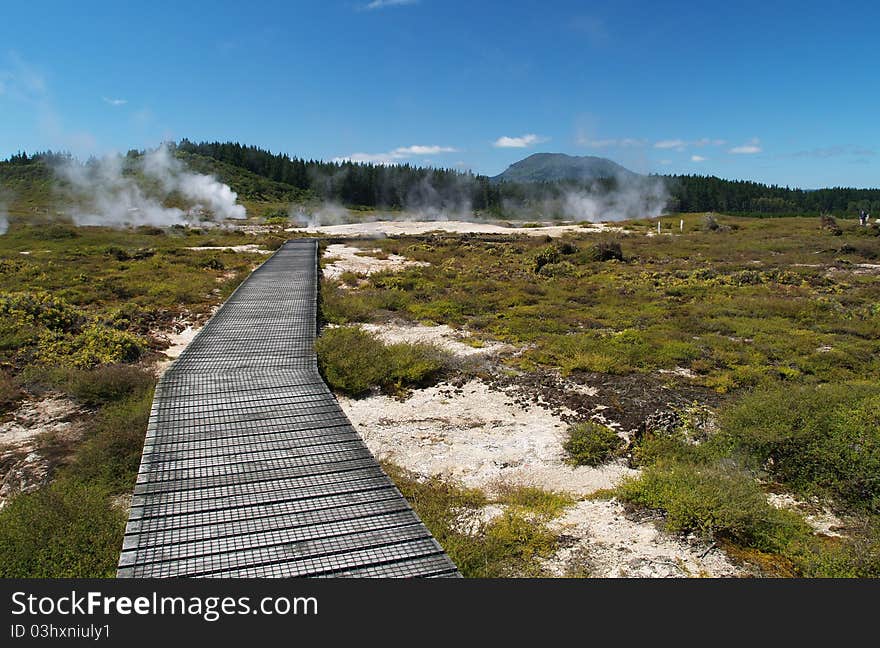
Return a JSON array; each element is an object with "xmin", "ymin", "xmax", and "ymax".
[
  {"xmin": 37, "ymin": 325, "xmax": 144, "ymax": 368},
  {"xmin": 563, "ymin": 421, "xmax": 623, "ymax": 466},
  {"xmin": 64, "ymin": 389, "xmax": 153, "ymax": 493},
  {"xmin": 384, "ymin": 463, "xmax": 560, "ymax": 577},
  {"xmin": 315, "ymin": 326, "xmax": 389, "ymax": 396},
  {"xmin": 386, "ymin": 342, "xmax": 447, "ymax": 388},
  {"xmin": 20, "ymin": 364, "xmax": 155, "ymax": 406},
  {"xmin": 0, "ymin": 480, "xmax": 124, "ymax": 577},
  {"xmin": 617, "ymin": 461, "xmax": 810, "ymax": 553},
  {"xmin": 586, "ymin": 240, "xmax": 623, "ymax": 262},
  {"xmin": 719, "ymin": 382, "xmax": 880, "ymax": 513},
  {"xmin": 316, "ymin": 326, "xmax": 448, "ymax": 396}
]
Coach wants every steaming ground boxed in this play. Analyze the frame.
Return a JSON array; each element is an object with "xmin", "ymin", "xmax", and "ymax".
[
  {"xmin": 54, "ymin": 144, "xmax": 246, "ymax": 228},
  {"xmin": 289, "ymin": 219, "xmax": 620, "ymax": 238}
]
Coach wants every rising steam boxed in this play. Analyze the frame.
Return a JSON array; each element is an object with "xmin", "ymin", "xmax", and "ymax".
[
  {"xmin": 56, "ymin": 144, "xmax": 246, "ymax": 227},
  {"xmin": 0, "ymin": 199, "xmax": 8, "ymax": 235},
  {"xmin": 560, "ymin": 174, "xmax": 669, "ymax": 222}
]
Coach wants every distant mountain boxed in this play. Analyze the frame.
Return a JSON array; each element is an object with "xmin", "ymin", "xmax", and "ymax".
[{"xmin": 491, "ymin": 153, "xmax": 638, "ymax": 184}]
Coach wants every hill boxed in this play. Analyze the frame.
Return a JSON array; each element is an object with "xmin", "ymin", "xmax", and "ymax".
[{"xmin": 491, "ymin": 153, "xmax": 638, "ymax": 184}]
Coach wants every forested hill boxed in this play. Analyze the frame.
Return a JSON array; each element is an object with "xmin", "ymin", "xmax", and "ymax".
[
  {"xmin": 3, "ymin": 141, "xmax": 880, "ymax": 217},
  {"xmin": 668, "ymin": 174, "xmax": 880, "ymax": 216},
  {"xmin": 176, "ymin": 140, "xmax": 498, "ymax": 211}
]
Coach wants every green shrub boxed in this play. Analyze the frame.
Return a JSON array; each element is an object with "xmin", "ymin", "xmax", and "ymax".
[
  {"xmin": 384, "ymin": 463, "xmax": 559, "ymax": 577},
  {"xmin": 316, "ymin": 326, "xmax": 390, "ymax": 396},
  {"xmin": 37, "ymin": 325, "xmax": 144, "ymax": 368},
  {"xmin": 493, "ymin": 484, "xmax": 574, "ymax": 519},
  {"xmin": 719, "ymin": 382, "xmax": 880, "ymax": 512},
  {"xmin": 65, "ymin": 389, "xmax": 153, "ymax": 493},
  {"xmin": 586, "ymin": 240, "xmax": 623, "ymax": 262},
  {"xmin": 386, "ymin": 342, "xmax": 447, "ymax": 387},
  {"xmin": 532, "ymin": 245, "xmax": 561, "ymax": 274},
  {"xmin": 0, "ymin": 290, "xmax": 83, "ymax": 332},
  {"xmin": 617, "ymin": 461, "xmax": 810, "ymax": 552},
  {"xmin": 563, "ymin": 422, "xmax": 623, "ymax": 466},
  {"xmin": 316, "ymin": 326, "xmax": 448, "ymax": 396},
  {"xmin": 20, "ymin": 364, "xmax": 154, "ymax": 406},
  {"xmin": 0, "ymin": 480, "xmax": 124, "ymax": 577}
]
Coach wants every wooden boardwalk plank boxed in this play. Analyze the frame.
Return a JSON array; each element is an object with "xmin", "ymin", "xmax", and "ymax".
[{"xmin": 117, "ymin": 239, "xmax": 458, "ymax": 578}]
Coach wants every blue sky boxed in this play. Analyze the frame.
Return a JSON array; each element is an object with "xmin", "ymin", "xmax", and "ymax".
[{"xmin": 0, "ymin": 0, "xmax": 877, "ymax": 187}]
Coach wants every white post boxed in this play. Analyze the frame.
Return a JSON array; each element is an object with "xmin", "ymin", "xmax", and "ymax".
[
  {"xmin": 680, "ymin": 219, "xmax": 684, "ymax": 232},
  {"xmin": 657, "ymin": 220, "xmax": 661, "ymax": 234}
]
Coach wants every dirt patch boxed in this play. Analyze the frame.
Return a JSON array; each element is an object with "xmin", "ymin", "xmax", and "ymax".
[
  {"xmin": 542, "ymin": 499, "xmax": 743, "ymax": 577},
  {"xmin": 0, "ymin": 396, "xmax": 85, "ymax": 509},
  {"xmin": 486, "ymin": 367, "xmax": 722, "ymax": 434},
  {"xmin": 322, "ymin": 244, "xmax": 429, "ymax": 281}
]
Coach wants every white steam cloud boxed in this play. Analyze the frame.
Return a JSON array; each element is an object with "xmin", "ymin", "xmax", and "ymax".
[
  {"xmin": 56, "ymin": 144, "xmax": 246, "ymax": 227},
  {"xmin": 0, "ymin": 199, "xmax": 8, "ymax": 235},
  {"xmin": 561, "ymin": 174, "xmax": 669, "ymax": 222}
]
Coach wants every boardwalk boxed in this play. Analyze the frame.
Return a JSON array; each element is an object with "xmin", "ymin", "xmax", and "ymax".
[{"xmin": 117, "ymin": 239, "xmax": 459, "ymax": 578}]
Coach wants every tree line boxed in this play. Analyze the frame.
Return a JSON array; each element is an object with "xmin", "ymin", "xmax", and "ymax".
[{"xmin": 5, "ymin": 143, "xmax": 880, "ymax": 217}]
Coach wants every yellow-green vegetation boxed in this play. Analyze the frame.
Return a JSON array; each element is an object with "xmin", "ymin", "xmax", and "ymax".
[
  {"xmin": 563, "ymin": 421, "xmax": 624, "ymax": 466},
  {"xmin": 321, "ymin": 215, "xmax": 879, "ymax": 391},
  {"xmin": 618, "ymin": 381, "xmax": 880, "ymax": 577},
  {"xmin": 315, "ymin": 325, "xmax": 448, "ymax": 396},
  {"xmin": 320, "ymin": 214, "xmax": 880, "ymax": 577},
  {"xmin": 0, "ymin": 220, "xmax": 289, "ymax": 576},
  {"xmin": 383, "ymin": 463, "xmax": 569, "ymax": 577},
  {"xmin": 0, "ymin": 365, "xmax": 154, "ymax": 577},
  {"xmin": 719, "ymin": 383, "xmax": 880, "ymax": 513},
  {"xmin": 0, "ymin": 223, "xmax": 285, "ymax": 373},
  {"xmin": 0, "ymin": 480, "xmax": 126, "ymax": 578}
]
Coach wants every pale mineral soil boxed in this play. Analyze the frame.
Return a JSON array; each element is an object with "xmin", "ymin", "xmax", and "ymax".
[
  {"xmin": 334, "ymin": 319, "xmax": 746, "ymax": 578},
  {"xmin": 320, "ymin": 239, "xmax": 747, "ymax": 577},
  {"xmin": 185, "ymin": 244, "xmax": 273, "ymax": 254},
  {"xmin": 290, "ymin": 219, "xmax": 620, "ymax": 239},
  {"xmin": 0, "ymin": 396, "xmax": 85, "ymax": 509},
  {"xmin": 322, "ymin": 244, "xmax": 429, "ymax": 281},
  {"xmin": 359, "ymin": 321, "xmax": 514, "ymax": 359}
]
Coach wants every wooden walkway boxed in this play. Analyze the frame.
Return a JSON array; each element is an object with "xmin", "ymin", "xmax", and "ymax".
[{"xmin": 117, "ymin": 239, "xmax": 459, "ymax": 578}]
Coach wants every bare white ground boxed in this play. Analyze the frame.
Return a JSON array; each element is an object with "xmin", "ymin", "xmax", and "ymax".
[
  {"xmin": 0, "ymin": 396, "xmax": 84, "ymax": 508},
  {"xmin": 322, "ymin": 244, "xmax": 429, "ymax": 280},
  {"xmin": 338, "ymin": 379, "xmax": 635, "ymax": 495},
  {"xmin": 337, "ymin": 376, "xmax": 745, "ymax": 577},
  {"xmin": 185, "ymin": 244, "xmax": 272, "ymax": 254},
  {"xmin": 359, "ymin": 322, "xmax": 513, "ymax": 358},
  {"xmin": 0, "ymin": 397, "xmax": 81, "ymax": 447},
  {"xmin": 767, "ymin": 492, "xmax": 845, "ymax": 538},
  {"xmin": 542, "ymin": 499, "xmax": 743, "ymax": 578},
  {"xmin": 154, "ymin": 325, "xmax": 200, "ymax": 376},
  {"xmin": 290, "ymin": 220, "xmax": 619, "ymax": 238}
]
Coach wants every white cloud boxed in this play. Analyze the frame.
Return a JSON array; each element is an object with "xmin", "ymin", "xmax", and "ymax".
[
  {"xmin": 102, "ymin": 97, "xmax": 128, "ymax": 106},
  {"xmin": 691, "ymin": 155, "xmax": 707, "ymax": 162},
  {"xmin": 694, "ymin": 138, "xmax": 726, "ymax": 147},
  {"xmin": 654, "ymin": 139, "xmax": 687, "ymax": 150},
  {"xmin": 363, "ymin": 0, "xmax": 418, "ymax": 10},
  {"xmin": 730, "ymin": 138, "xmax": 762, "ymax": 154},
  {"xmin": 393, "ymin": 145, "xmax": 457, "ymax": 155},
  {"xmin": 493, "ymin": 134, "xmax": 548, "ymax": 148},
  {"xmin": 334, "ymin": 143, "xmax": 458, "ymax": 165},
  {"xmin": 577, "ymin": 136, "xmax": 646, "ymax": 149}
]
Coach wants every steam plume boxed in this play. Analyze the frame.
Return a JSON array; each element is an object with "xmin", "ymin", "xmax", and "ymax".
[{"xmin": 56, "ymin": 143, "xmax": 246, "ymax": 227}]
